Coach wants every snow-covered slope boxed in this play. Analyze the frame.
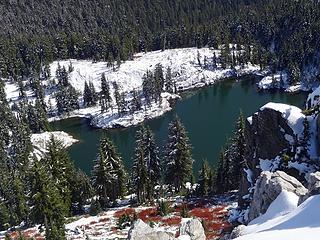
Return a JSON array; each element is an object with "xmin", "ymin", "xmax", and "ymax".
[
  {"xmin": 235, "ymin": 193, "xmax": 320, "ymax": 240},
  {"xmin": 5, "ymin": 47, "xmax": 259, "ymax": 129},
  {"xmin": 31, "ymin": 131, "xmax": 78, "ymax": 158}
]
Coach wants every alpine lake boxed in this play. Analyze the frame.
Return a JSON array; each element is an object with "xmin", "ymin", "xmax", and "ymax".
[{"xmin": 51, "ymin": 76, "xmax": 308, "ymax": 176}]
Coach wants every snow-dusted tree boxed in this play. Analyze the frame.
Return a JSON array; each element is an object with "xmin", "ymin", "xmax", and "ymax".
[
  {"xmin": 91, "ymin": 137, "xmax": 126, "ymax": 208},
  {"xmin": 132, "ymin": 126, "xmax": 161, "ymax": 202},
  {"xmin": 165, "ymin": 66, "xmax": 174, "ymax": 93},
  {"xmin": 298, "ymin": 118, "xmax": 311, "ymax": 161},
  {"xmin": 132, "ymin": 128, "xmax": 149, "ymax": 203},
  {"xmin": 30, "ymin": 160, "xmax": 67, "ymax": 240},
  {"xmin": 100, "ymin": 73, "xmax": 112, "ymax": 112},
  {"xmin": 83, "ymin": 81, "xmax": 97, "ymax": 107},
  {"xmin": 197, "ymin": 159, "xmax": 211, "ymax": 196},
  {"xmin": 154, "ymin": 63, "xmax": 164, "ymax": 103},
  {"xmin": 56, "ymin": 84, "xmax": 80, "ymax": 114},
  {"xmin": 144, "ymin": 127, "xmax": 161, "ymax": 196},
  {"xmin": 142, "ymin": 70, "xmax": 153, "ymax": 107},
  {"xmin": 130, "ymin": 89, "xmax": 142, "ymax": 113},
  {"xmin": 164, "ymin": 116, "xmax": 193, "ymax": 192}
]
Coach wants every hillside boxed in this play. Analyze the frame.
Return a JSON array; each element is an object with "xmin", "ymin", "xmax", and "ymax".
[{"xmin": 4, "ymin": 47, "xmax": 259, "ymax": 128}]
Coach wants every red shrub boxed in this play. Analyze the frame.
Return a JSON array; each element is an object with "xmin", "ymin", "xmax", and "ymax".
[
  {"xmin": 114, "ymin": 208, "xmax": 135, "ymax": 218},
  {"xmin": 206, "ymin": 232, "xmax": 218, "ymax": 240},
  {"xmin": 99, "ymin": 217, "xmax": 110, "ymax": 223},
  {"xmin": 189, "ymin": 208, "xmax": 215, "ymax": 221},
  {"xmin": 138, "ymin": 208, "xmax": 157, "ymax": 221}
]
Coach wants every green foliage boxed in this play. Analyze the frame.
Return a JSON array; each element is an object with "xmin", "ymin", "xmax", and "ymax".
[
  {"xmin": 131, "ymin": 126, "xmax": 160, "ymax": 203},
  {"xmin": 164, "ymin": 116, "xmax": 193, "ymax": 192},
  {"xmin": 157, "ymin": 200, "xmax": 170, "ymax": 217},
  {"xmin": 117, "ymin": 214, "xmax": 132, "ymax": 230},
  {"xmin": 91, "ymin": 136, "xmax": 127, "ymax": 208},
  {"xmin": 198, "ymin": 160, "xmax": 211, "ymax": 196},
  {"xmin": 214, "ymin": 112, "xmax": 245, "ymax": 193},
  {"xmin": 180, "ymin": 204, "xmax": 189, "ymax": 218},
  {"xmin": 89, "ymin": 199, "xmax": 102, "ymax": 216}
]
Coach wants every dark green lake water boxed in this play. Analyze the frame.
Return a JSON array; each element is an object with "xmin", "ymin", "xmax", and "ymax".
[{"xmin": 51, "ymin": 77, "xmax": 308, "ymax": 176}]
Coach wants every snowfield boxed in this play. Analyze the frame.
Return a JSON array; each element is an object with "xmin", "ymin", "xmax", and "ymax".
[
  {"xmin": 235, "ymin": 192, "xmax": 320, "ymax": 240},
  {"xmin": 31, "ymin": 131, "xmax": 78, "ymax": 158},
  {"xmin": 5, "ymin": 47, "xmax": 260, "ymax": 129}
]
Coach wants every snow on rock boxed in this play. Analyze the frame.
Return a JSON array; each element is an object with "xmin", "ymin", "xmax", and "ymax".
[
  {"xmin": 247, "ymin": 191, "xmax": 299, "ymax": 229},
  {"xmin": 31, "ymin": 131, "xmax": 78, "ymax": 158},
  {"xmin": 259, "ymin": 157, "xmax": 281, "ymax": 172},
  {"xmin": 234, "ymin": 194, "xmax": 320, "ymax": 240},
  {"xmin": 179, "ymin": 219, "xmax": 206, "ymax": 240},
  {"xmin": 257, "ymin": 72, "xmax": 288, "ymax": 90},
  {"xmin": 307, "ymin": 85, "xmax": 320, "ymax": 108},
  {"xmin": 260, "ymin": 102, "xmax": 305, "ymax": 137}
]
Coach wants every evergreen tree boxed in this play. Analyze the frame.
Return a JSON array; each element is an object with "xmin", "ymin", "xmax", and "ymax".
[
  {"xmin": 164, "ymin": 116, "xmax": 193, "ymax": 192},
  {"xmin": 100, "ymin": 73, "xmax": 112, "ymax": 112},
  {"xmin": 91, "ymin": 136, "xmax": 127, "ymax": 208},
  {"xmin": 130, "ymin": 89, "xmax": 142, "ymax": 113},
  {"xmin": 30, "ymin": 160, "xmax": 67, "ymax": 240},
  {"xmin": 165, "ymin": 67, "xmax": 174, "ymax": 93},
  {"xmin": 142, "ymin": 71, "xmax": 153, "ymax": 107},
  {"xmin": 83, "ymin": 81, "xmax": 97, "ymax": 107},
  {"xmin": 56, "ymin": 84, "xmax": 80, "ymax": 114},
  {"xmin": 153, "ymin": 63, "xmax": 164, "ymax": 103},
  {"xmin": 71, "ymin": 170, "xmax": 94, "ymax": 214},
  {"xmin": 198, "ymin": 160, "xmax": 211, "ymax": 196},
  {"xmin": 42, "ymin": 136, "xmax": 76, "ymax": 212},
  {"xmin": 144, "ymin": 127, "xmax": 161, "ymax": 198},
  {"xmin": 131, "ymin": 126, "xmax": 160, "ymax": 202},
  {"xmin": 298, "ymin": 118, "xmax": 311, "ymax": 161},
  {"xmin": 132, "ymin": 129, "xmax": 149, "ymax": 203}
]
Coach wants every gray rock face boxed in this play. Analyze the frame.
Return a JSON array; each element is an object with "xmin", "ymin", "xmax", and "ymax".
[
  {"xmin": 127, "ymin": 219, "xmax": 175, "ymax": 240},
  {"xmin": 247, "ymin": 171, "xmax": 307, "ymax": 222},
  {"xmin": 128, "ymin": 219, "xmax": 206, "ymax": 240},
  {"xmin": 239, "ymin": 108, "xmax": 295, "ymax": 208},
  {"xmin": 229, "ymin": 225, "xmax": 246, "ymax": 239},
  {"xmin": 299, "ymin": 172, "xmax": 320, "ymax": 204},
  {"xmin": 179, "ymin": 219, "xmax": 206, "ymax": 240}
]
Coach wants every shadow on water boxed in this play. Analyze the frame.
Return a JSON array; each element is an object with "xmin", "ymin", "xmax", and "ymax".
[{"xmin": 51, "ymin": 76, "xmax": 308, "ymax": 176}]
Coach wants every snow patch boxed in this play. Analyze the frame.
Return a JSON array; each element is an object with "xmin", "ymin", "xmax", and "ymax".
[
  {"xmin": 260, "ymin": 102, "xmax": 305, "ymax": 137},
  {"xmin": 31, "ymin": 131, "xmax": 78, "ymax": 158},
  {"xmin": 235, "ymin": 194, "xmax": 320, "ymax": 240}
]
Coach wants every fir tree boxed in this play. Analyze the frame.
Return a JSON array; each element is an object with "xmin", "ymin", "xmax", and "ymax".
[
  {"xmin": 83, "ymin": 81, "xmax": 97, "ymax": 107},
  {"xmin": 71, "ymin": 170, "xmax": 94, "ymax": 214},
  {"xmin": 132, "ymin": 129, "xmax": 149, "ymax": 203},
  {"xmin": 30, "ymin": 160, "xmax": 67, "ymax": 240},
  {"xmin": 164, "ymin": 116, "xmax": 193, "ymax": 192},
  {"xmin": 130, "ymin": 89, "xmax": 142, "ymax": 113},
  {"xmin": 100, "ymin": 73, "xmax": 112, "ymax": 112},
  {"xmin": 198, "ymin": 160, "xmax": 211, "ymax": 196},
  {"xmin": 42, "ymin": 136, "xmax": 76, "ymax": 212},
  {"xmin": 165, "ymin": 67, "xmax": 174, "ymax": 93},
  {"xmin": 91, "ymin": 136, "xmax": 127, "ymax": 208}
]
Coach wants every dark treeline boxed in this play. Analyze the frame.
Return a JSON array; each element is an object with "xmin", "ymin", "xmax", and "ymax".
[{"xmin": 1, "ymin": 0, "xmax": 320, "ymax": 85}]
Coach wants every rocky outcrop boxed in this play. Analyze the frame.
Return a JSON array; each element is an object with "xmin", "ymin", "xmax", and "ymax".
[
  {"xmin": 299, "ymin": 171, "xmax": 320, "ymax": 204},
  {"xmin": 239, "ymin": 106, "xmax": 298, "ymax": 207},
  {"xmin": 247, "ymin": 171, "xmax": 307, "ymax": 222},
  {"xmin": 127, "ymin": 219, "xmax": 205, "ymax": 240},
  {"xmin": 127, "ymin": 219, "xmax": 175, "ymax": 240},
  {"xmin": 230, "ymin": 225, "xmax": 246, "ymax": 239},
  {"xmin": 180, "ymin": 219, "xmax": 206, "ymax": 240}
]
